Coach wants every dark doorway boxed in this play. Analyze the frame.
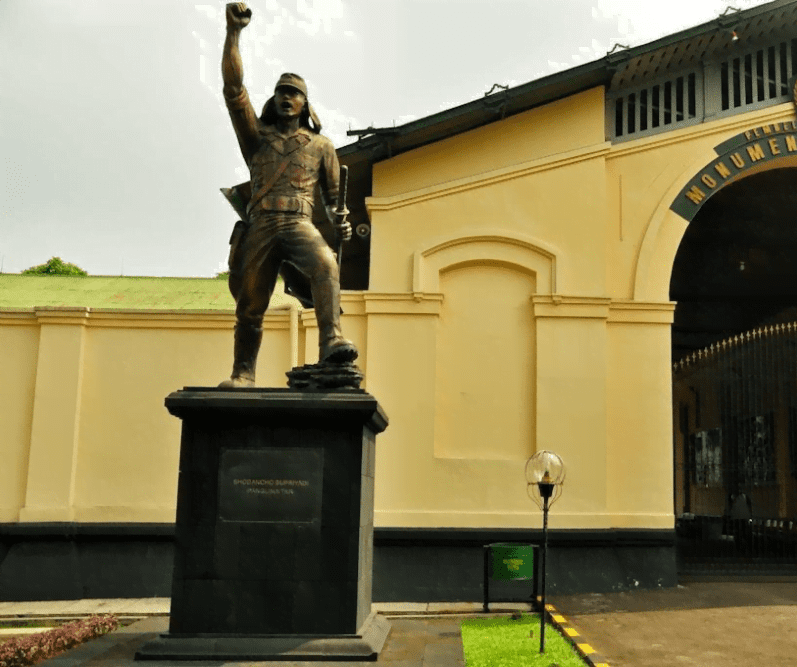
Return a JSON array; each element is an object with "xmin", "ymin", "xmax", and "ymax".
[{"xmin": 670, "ymin": 167, "xmax": 797, "ymax": 573}]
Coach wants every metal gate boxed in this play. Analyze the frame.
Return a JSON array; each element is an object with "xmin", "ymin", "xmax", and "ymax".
[{"xmin": 673, "ymin": 323, "xmax": 797, "ymax": 572}]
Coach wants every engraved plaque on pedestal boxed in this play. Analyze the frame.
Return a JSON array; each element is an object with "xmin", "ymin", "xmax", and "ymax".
[{"xmin": 218, "ymin": 448, "xmax": 323, "ymax": 524}]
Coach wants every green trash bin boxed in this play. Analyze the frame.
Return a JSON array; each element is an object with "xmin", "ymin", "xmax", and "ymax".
[
  {"xmin": 483, "ymin": 542, "xmax": 539, "ymax": 612},
  {"xmin": 490, "ymin": 543, "xmax": 535, "ymax": 580}
]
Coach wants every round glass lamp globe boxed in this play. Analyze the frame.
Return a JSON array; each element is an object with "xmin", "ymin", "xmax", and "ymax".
[{"xmin": 525, "ymin": 450, "xmax": 566, "ymax": 486}]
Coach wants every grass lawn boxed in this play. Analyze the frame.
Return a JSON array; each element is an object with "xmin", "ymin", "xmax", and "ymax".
[{"xmin": 461, "ymin": 613, "xmax": 590, "ymax": 667}]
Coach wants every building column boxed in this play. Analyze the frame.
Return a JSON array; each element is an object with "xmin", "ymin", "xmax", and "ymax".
[
  {"xmin": 532, "ymin": 296, "xmax": 611, "ymax": 529},
  {"xmin": 605, "ymin": 301, "xmax": 676, "ymax": 529},
  {"xmin": 19, "ymin": 308, "xmax": 89, "ymax": 522}
]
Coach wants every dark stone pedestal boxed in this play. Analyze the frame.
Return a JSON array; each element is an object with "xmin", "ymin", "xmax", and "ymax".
[{"xmin": 136, "ymin": 387, "xmax": 389, "ymax": 661}]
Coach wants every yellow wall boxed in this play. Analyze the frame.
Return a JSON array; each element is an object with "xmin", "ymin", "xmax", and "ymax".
[
  {"xmin": 0, "ymin": 315, "xmax": 39, "ymax": 522},
  {"xmin": 372, "ymin": 88, "xmax": 607, "ymax": 197},
  {"xmin": 362, "ymin": 90, "xmax": 797, "ymax": 531},
  {"xmin": 4, "ymin": 89, "xmax": 797, "ymax": 532},
  {"xmin": 0, "ymin": 306, "xmax": 298, "ymax": 523}
]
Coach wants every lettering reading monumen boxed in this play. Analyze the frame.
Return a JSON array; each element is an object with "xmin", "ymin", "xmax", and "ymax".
[{"xmin": 680, "ymin": 122, "xmax": 797, "ymax": 213}]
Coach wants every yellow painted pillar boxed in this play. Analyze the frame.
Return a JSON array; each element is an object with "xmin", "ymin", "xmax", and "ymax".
[
  {"xmin": 19, "ymin": 307, "xmax": 90, "ymax": 522},
  {"xmin": 362, "ymin": 293, "xmax": 442, "ymax": 528},
  {"xmin": 0, "ymin": 311, "xmax": 40, "ymax": 522},
  {"xmin": 606, "ymin": 302, "xmax": 676, "ymax": 528},
  {"xmin": 532, "ymin": 296, "xmax": 610, "ymax": 529}
]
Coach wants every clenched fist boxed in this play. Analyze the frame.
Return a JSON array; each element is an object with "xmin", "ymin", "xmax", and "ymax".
[
  {"xmin": 226, "ymin": 2, "xmax": 252, "ymax": 31},
  {"xmin": 335, "ymin": 216, "xmax": 352, "ymax": 242}
]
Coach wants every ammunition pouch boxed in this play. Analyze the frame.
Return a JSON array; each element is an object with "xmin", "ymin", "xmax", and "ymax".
[{"xmin": 229, "ymin": 219, "xmax": 250, "ymax": 246}]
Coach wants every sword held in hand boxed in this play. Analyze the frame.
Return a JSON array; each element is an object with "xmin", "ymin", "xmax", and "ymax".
[{"xmin": 334, "ymin": 165, "xmax": 349, "ymax": 271}]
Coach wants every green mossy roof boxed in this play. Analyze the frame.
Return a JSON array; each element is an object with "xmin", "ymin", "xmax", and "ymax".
[{"xmin": 0, "ymin": 275, "xmax": 295, "ymax": 311}]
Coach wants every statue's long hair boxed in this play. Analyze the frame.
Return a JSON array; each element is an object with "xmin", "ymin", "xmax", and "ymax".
[{"xmin": 260, "ymin": 96, "xmax": 322, "ymax": 133}]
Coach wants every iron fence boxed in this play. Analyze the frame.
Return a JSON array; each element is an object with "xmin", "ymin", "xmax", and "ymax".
[{"xmin": 674, "ymin": 323, "xmax": 797, "ymax": 570}]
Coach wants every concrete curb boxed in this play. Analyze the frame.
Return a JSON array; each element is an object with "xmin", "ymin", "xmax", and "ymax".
[
  {"xmin": 545, "ymin": 601, "xmax": 611, "ymax": 667},
  {"xmin": 0, "ymin": 599, "xmax": 531, "ymax": 619}
]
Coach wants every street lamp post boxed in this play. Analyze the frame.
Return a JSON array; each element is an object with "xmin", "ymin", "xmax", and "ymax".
[{"xmin": 525, "ymin": 451, "xmax": 565, "ymax": 654}]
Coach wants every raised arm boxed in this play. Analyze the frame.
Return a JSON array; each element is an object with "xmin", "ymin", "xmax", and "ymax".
[
  {"xmin": 222, "ymin": 3, "xmax": 250, "ymax": 98},
  {"xmin": 222, "ymin": 3, "xmax": 259, "ymax": 164}
]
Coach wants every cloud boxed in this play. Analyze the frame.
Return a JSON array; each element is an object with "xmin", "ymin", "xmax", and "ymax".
[
  {"xmin": 394, "ymin": 114, "xmax": 418, "ymax": 126},
  {"xmin": 546, "ymin": 60, "xmax": 570, "ymax": 73},
  {"xmin": 311, "ymin": 99, "xmax": 361, "ymax": 148},
  {"xmin": 594, "ymin": 0, "xmax": 773, "ymax": 48},
  {"xmin": 296, "ymin": 0, "xmax": 344, "ymax": 36},
  {"xmin": 194, "ymin": 5, "xmax": 219, "ymax": 21}
]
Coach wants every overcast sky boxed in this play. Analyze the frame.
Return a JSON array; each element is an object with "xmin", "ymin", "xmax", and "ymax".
[{"xmin": 0, "ymin": 0, "xmax": 773, "ymax": 277}]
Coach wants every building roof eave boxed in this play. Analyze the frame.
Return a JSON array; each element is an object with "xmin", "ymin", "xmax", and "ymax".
[
  {"xmin": 338, "ymin": 0, "xmax": 797, "ymax": 166},
  {"xmin": 338, "ymin": 59, "xmax": 612, "ymax": 163}
]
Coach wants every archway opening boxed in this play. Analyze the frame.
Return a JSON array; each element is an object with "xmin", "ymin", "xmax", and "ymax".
[{"xmin": 670, "ymin": 167, "xmax": 797, "ymax": 573}]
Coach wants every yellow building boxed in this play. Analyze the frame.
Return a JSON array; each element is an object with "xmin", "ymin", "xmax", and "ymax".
[{"xmin": 4, "ymin": 0, "xmax": 797, "ymax": 601}]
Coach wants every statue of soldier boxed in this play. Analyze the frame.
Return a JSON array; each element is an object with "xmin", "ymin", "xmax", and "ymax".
[{"xmin": 219, "ymin": 2, "xmax": 357, "ymax": 388}]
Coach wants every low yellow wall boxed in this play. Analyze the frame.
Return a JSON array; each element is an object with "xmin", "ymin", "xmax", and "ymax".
[
  {"xmin": 0, "ymin": 293, "xmax": 674, "ymax": 530},
  {"xmin": 0, "ymin": 306, "xmax": 298, "ymax": 523}
]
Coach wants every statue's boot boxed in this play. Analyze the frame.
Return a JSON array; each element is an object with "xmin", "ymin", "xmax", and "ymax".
[
  {"xmin": 218, "ymin": 323, "xmax": 262, "ymax": 388},
  {"xmin": 314, "ymin": 278, "xmax": 358, "ymax": 364}
]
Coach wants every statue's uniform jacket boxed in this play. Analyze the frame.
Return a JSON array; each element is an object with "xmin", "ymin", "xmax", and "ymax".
[
  {"xmin": 224, "ymin": 85, "xmax": 341, "ymax": 328},
  {"xmin": 247, "ymin": 126, "xmax": 339, "ymax": 217},
  {"xmin": 225, "ymin": 86, "xmax": 340, "ymax": 216}
]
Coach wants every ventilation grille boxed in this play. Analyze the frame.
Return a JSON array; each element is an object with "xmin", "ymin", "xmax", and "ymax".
[
  {"xmin": 612, "ymin": 71, "xmax": 700, "ymax": 139},
  {"xmin": 608, "ymin": 37, "xmax": 797, "ymax": 142},
  {"xmin": 719, "ymin": 39, "xmax": 797, "ymax": 112}
]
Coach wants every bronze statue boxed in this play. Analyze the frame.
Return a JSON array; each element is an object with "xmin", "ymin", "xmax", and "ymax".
[{"xmin": 219, "ymin": 2, "xmax": 357, "ymax": 388}]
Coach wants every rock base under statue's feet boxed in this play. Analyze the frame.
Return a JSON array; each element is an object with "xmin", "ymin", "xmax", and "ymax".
[{"xmin": 287, "ymin": 362, "xmax": 364, "ymax": 390}]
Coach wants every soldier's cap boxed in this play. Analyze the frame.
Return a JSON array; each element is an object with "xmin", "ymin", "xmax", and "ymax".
[{"xmin": 274, "ymin": 73, "xmax": 308, "ymax": 97}]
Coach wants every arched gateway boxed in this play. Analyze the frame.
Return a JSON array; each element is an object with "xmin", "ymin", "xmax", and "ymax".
[{"xmin": 668, "ymin": 149, "xmax": 797, "ymax": 572}]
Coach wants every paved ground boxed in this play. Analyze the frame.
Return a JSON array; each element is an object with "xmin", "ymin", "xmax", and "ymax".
[
  {"xmin": 0, "ymin": 601, "xmax": 526, "ymax": 666},
  {"xmin": 4, "ymin": 584, "xmax": 797, "ymax": 665},
  {"xmin": 552, "ymin": 580, "xmax": 797, "ymax": 666},
  {"xmin": 29, "ymin": 616, "xmax": 467, "ymax": 666}
]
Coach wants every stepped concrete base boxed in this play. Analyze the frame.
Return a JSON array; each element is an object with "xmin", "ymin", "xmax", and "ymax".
[{"xmin": 135, "ymin": 611, "xmax": 390, "ymax": 662}]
